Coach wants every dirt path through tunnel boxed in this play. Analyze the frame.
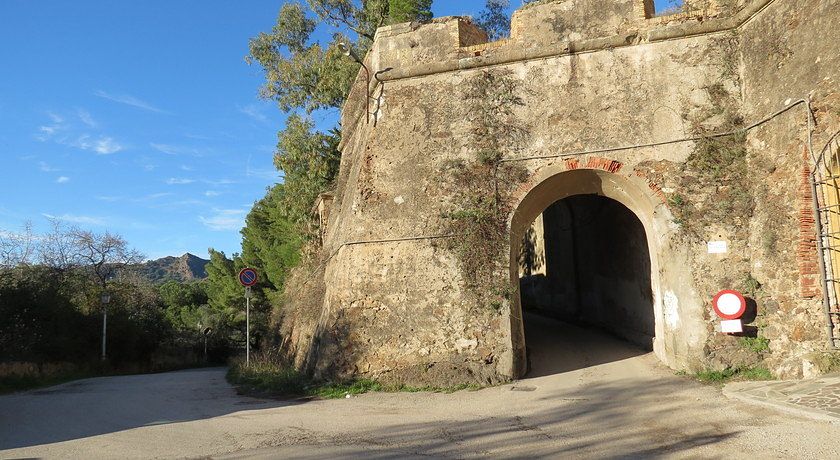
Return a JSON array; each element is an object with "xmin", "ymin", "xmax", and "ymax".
[{"xmin": 523, "ymin": 312, "xmax": 650, "ymax": 378}]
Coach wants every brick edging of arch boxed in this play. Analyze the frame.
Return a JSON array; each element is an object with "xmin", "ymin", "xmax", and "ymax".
[{"xmin": 509, "ymin": 156, "xmax": 669, "ymax": 206}]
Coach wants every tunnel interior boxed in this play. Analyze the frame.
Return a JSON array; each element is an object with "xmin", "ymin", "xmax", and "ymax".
[{"xmin": 518, "ymin": 194, "xmax": 655, "ymax": 375}]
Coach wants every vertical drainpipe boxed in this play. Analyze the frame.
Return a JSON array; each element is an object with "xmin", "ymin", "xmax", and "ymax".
[
  {"xmin": 806, "ymin": 94, "xmax": 837, "ymax": 350},
  {"xmin": 811, "ymin": 162, "xmax": 837, "ymax": 349}
]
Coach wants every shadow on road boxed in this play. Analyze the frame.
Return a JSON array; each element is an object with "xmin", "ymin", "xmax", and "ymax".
[
  {"xmin": 221, "ymin": 376, "xmax": 741, "ymax": 459},
  {"xmin": 0, "ymin": 367, "xmax": 296, "ymax": 450},
  {"xmin": 523, "ymin": 312, "xmax": 650, "ymax": 377}
]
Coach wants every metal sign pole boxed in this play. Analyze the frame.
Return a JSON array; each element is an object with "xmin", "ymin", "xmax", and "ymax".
[
  {"xmin": 246, "ymin": 286, "xmax": 251, "ymax": 367},
  {"xmin": 201, "ymin": 326, "xmax": 211, "ymax": 363},
  {"xmin": 101, "ymin": 307, "xmax": 107, "ymax": 361},
  {"xmin": 238, "ymin": 268, "xmax": 257, "ymax": 367},
  {"xmin": 100, "ymin": 292, "xmax": 110, "ymax": 361}
]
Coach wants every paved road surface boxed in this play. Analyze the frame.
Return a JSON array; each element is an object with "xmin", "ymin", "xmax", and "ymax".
[{"xmin": 2, "ymin": 315, "xmax": 839, "ymax": 459}]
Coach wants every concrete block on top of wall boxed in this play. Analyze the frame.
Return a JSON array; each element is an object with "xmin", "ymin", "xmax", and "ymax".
[
  {"xmin": 510, "ymin": 0, "xmax": 637, "ymax": 46},
  {"xmin": 371, "ymin": 17, "xmax": 487, "ymax": 75}
]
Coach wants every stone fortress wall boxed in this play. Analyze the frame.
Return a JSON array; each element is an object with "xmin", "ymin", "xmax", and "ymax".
[{"xmin": 282, "ymin": 0, "xmax": 840, "ymax": 385}]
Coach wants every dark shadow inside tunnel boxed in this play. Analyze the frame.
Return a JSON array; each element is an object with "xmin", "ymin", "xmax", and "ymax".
[{"xmin": 518, "ymin": 194, "xmax": 655, "ymax": 377}]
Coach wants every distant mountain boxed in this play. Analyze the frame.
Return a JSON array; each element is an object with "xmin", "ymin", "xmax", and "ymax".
[{"xmin": 136, "ymin": 253, "xmax": 209, "ymax": 283}]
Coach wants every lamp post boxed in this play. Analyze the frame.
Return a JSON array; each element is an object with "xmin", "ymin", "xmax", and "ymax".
[
  {"xmin": 202, "ymin": 327, "xmax": 212, "ymax": 362},
  {"xmin": 338, "ymin": 42, "xmax": 371, "ymax": 124},
  {"xmin": 100, "ymin": 291, "xmax": 111, "ymax": 361}
]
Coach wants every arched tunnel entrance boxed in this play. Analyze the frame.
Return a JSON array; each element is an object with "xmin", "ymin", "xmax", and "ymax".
[
  {"xmin": 505, "ymin": 165, "xmax": 669, "ymax": 378},
  {"xmin": 518, "ymin": 194, "xmax": 655, "ymax": 376},
  {"xmin": 505, "ymin": 167, "xmax": 707, "ymax": 378}
]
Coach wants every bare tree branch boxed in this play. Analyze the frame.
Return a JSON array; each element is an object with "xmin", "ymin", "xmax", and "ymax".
[
  {"xmin": 68, "ymin": 228, "xmax": 145, "ymax": 289},
  {"xmin": 39, "ymin": 218, "xmax": 82, "ymax": 273},
  {"xmin": 0, "ymin": 221, "xmax": 35, "ymax": 268}
]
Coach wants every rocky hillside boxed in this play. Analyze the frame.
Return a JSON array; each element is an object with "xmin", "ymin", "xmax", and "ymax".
[{"xmin": 137, "ymin": 253, "xmax": 209, "ymax": 283}]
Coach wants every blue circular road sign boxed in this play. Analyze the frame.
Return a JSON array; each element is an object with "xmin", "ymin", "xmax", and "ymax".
[{"xmin": 238, "ymin": 268, "xmax": 258, "ymax": 287}]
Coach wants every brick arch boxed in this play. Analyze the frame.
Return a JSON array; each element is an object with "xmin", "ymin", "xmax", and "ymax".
[{"xmin": 508, "ymin": 156, "xmax": 669, "ymax": 229}]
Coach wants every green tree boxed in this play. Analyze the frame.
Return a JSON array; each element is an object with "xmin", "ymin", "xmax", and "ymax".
[
  {"xmin": 388, "ymin": 0, "xmax": 433, "ymax": 23},
  {"xmin": 240, "ymin": 184, "xmax": 304, "ymax": 290},
  {"xmin": 476, "ymin": 0, "xmax": 510, "ymax": 41},
  {"xmin": 0, "ymin": 266, "xmax": 94, "ymax": 363},
  {"xmin": 158, "ymin": 280, "xmax": 209, "ymax": 332},
  {"xmin": 204, "ymin": 249, "xmax": 244, "ymax": 328},
  {"xmin": 245, "ymin": 0, "xmax": 435, "ymax": 230},
  {"xmin": 229, "ymin": 0, "xmax": 436, "ymax": 349},
  {"xmin": 247, "ymin": 0, "xmax": 435, "ymax": 113},
  {"xmin": 204, "ymin": 249, "xmax": 272, "ymax": 350},
  {"xmin": 274, "ymin": 117, "xmax": 342, "ymax": 226}
]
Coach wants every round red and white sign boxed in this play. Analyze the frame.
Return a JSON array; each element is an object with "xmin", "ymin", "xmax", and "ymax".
[{"xmin": 712, "ymin": 289, "xmax": 746, "ymax": 320}]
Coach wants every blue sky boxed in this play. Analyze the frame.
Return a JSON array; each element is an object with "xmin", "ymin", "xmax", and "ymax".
[{"xmin": 0, "ymin": 1, "xmax": 673, "ymax": 261}]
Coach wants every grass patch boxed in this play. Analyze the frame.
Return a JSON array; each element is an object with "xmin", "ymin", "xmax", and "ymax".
[
  {"xmin": 311, "ymin": 379, "xmax": 383, "ymax": 398},
  {"xmin": 227, "ymin": 361, "xmax": 483, "ymax": 399},
  {"xmin": 694, "ymin": 366, "xmax": 774, "ymax": 384},
  {"xmin": 738, "ymin": 336, "xmax": 770, "ymax": 353},
  {"xmin": 226, "ymin": 361, "xmax": 309, "ymax": 396},
  {"xmin": 383, "ymin": 382, "xmax": 482, "ymax": 393}
]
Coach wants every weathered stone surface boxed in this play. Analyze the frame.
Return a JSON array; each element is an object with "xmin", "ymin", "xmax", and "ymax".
[{"xmin": 285, "ymin": 0, "xmax": 840, "ymax": 385}]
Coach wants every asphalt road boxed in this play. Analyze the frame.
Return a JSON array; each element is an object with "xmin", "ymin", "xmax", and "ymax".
[{"xmin": 2, "ymin": 315, "xmax": 839, "ymax": 459}]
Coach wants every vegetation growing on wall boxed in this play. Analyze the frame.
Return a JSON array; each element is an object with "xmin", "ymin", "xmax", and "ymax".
[
  {"xmin": 443, "ymin": 70, "xmax": 528, "ymax": 310},
  {"xmin": 670, "ymin": 50, "xmax": 753, "ymax": 238}
]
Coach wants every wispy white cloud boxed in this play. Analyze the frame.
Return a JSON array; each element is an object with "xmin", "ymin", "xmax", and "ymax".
[
  {"xmin": 166, "ymin": 199, "xmax": 207, "ymax": 207},
  {"xmin": 204, "ymin": 190, "xmax": 221, "ymax": 197},
  {"xmin": 166, "ymin": 178, "xmax": 195, "ymax": 185},
  {"xmin": 35, "ymin": 112, "xmax": 124, "ymax": 154},
  {"xmin": 149, "ymin": 142, "xmax": 205, "ymax": 157},
  {"xmin": 96, "ymin": 195, "xmax": 124, "ymax": 202},
  {"xmin": 239, "ymin": 104, "xmax": 270, "ymax": 124},
  {"xmin": 94, "ymin": 90, "xmax": 169, "ymax": 114},
  {"xmin": 56, "ymin": 176, "xmax": 70, "ymax": 184},
  {"xmin": 142, "ymin": 192, "xmax": 174, "ymax": 200},
  {"xmin": 134, "ymin": 155, "xmax": 157, "ymax": 172},
  {"xmin": 75, "ymin": 135, "xmax": 124, "ymax": 155},
  {"xmin": 77, "ymin": 109, "xmax": 97, "ymax": 128},
  {"xmin": 42, "ymin": 213, "xmax": 106, "ymax": 226},
  {"xmin": 203, "ymin": 178, "xmax": 236, "ymax": 186},
  {"xmin": 199, "ymin": 208, "xmax": 247, "ymax": 231},
  {"xmin": 150, "ymin": 143, "xmax": 179, "ymax": 155},
  {"xmin": 39, "ymin": 161, "xmax": 59, "ymax": 172},
  {"xmin": 37, "ymin": 112, "xmax": 67, "ymax": 141},
  {"xmin": 39, "ymin": 125, "xmax": 58, "ymax": 136},
  {"xmin": 95, "ymin": 192, "xmax": 178, "ymax": 204}
]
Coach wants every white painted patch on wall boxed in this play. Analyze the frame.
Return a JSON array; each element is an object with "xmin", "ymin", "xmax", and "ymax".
[
  {"xmin": 707, "ymin": 240, "xmax": 728, "ymax": 254},
  {"xmin": 454, "ymin": 338, "xmax": 478, "ymax": 353},
  {"xmin": 664, "ymin": 290, "xmax": 680, "ymax": 330}
]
